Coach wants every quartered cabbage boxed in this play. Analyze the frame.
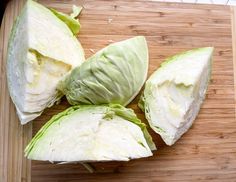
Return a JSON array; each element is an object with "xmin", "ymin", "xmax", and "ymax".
[
  {"xmin": 7, "ymin": 0, "xmax": 85, "ymax": 124},
  {"xmin": 58, "ymin": 36, "xmax": 149, "ymax": 106},
  {"xmin": 139, "ymin": 47, "xmax": 214, "ymax": 145},
  {"xmin": 25, "ymin": 104, "xmax": 156, "ymax": 162}
]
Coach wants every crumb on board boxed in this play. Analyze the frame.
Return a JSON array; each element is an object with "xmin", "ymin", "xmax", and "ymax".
[
  {"xmin": 108, "ymin": 18, "xmax": 113, "ymax": 23},
  {"xmin": 89, "ymin": 49, "xmax": 95, "ymax": 53},
  {"xmin": 108, "ymin": 40, "xmax": 114, "ymax": 43}
]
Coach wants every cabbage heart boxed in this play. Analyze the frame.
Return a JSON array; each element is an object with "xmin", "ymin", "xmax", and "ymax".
[
  {"xmin": 7, "ymin": 0, "xmax": 85, "ymax": 124},
  {"xmin": 139, "ymin": 47, "xmax": 214, "ymax": 145}
]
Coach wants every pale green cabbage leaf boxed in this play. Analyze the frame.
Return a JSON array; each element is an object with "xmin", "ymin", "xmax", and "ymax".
[
  {"xmin": 59, "ymin": 36, "xmax": 149, "ymax": 106},
  {"xmin": 50, "ymin": 5, "xmax": 82, "ymax": 35}
]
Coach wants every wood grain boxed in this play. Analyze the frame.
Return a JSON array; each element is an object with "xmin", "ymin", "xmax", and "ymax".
[
  {"xmin": 0, "ymin": 0, "xmax": 31, "ymax": 182},
  {"xmin": 1, "ymin": 0, "xmax": 236, "ymax": 182},
  {"xmin": 231, "ymin": 6, "xmax": 236, "ymax": 114}
]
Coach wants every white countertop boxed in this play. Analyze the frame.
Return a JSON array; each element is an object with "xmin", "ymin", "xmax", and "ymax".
[{"xmin": 155, "ymin": 0, "xmax": 236, "ymax": 5}]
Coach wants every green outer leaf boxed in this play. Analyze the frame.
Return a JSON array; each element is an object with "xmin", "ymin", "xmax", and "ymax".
[
  {"xmin": 59, "ymin": 36, "xmax": 149, "ymax": 106},
  {"xmin": 138, "ymin": 93, "xmax": 145, "ymax": 112},
  {"xmin": 25, "ymin": 104, "xmax": 156, "ymax": 157},
  {"xmin": 50, "ymin": 8, "xmax": 81, "ymax": 35}
]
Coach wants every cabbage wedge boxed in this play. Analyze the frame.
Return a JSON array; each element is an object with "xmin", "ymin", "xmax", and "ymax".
[
  {"xmin": 25, "ymin": 104, "xmax": 156, "ymax": 162},
  {"xmin": 59, "ymin": 36, "xmax": 149, "ymax": 106},
  {"xmin": 7, "ymin": 0, "xmax": 85, "ymax": 124},
  {"xmin": 139, "ymin": 47, "xmax": 213, "ymax": 145}
]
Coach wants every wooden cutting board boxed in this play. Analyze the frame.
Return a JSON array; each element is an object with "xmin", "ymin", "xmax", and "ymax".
[{"xmin": 1, "ymin": 0, "xmax": 236, "ymax": 181}]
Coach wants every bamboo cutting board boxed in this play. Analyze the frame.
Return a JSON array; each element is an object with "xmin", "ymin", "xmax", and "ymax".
[{"xmin": 1, "ymin": 0, "xmax": 236, "ymax": 181}]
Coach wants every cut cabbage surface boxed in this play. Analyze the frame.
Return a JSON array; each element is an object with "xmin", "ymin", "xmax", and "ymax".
[
  {"xmin": 139, "ymin": 47, "xmax": 213, "ymax": 145},
  {"xmin": 25, "ymin": 104, "xmax": 156, "ymax": 162},
  {"xmin": 7, "ymin": 0, "xmax": 85, "ymax": 124}
]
